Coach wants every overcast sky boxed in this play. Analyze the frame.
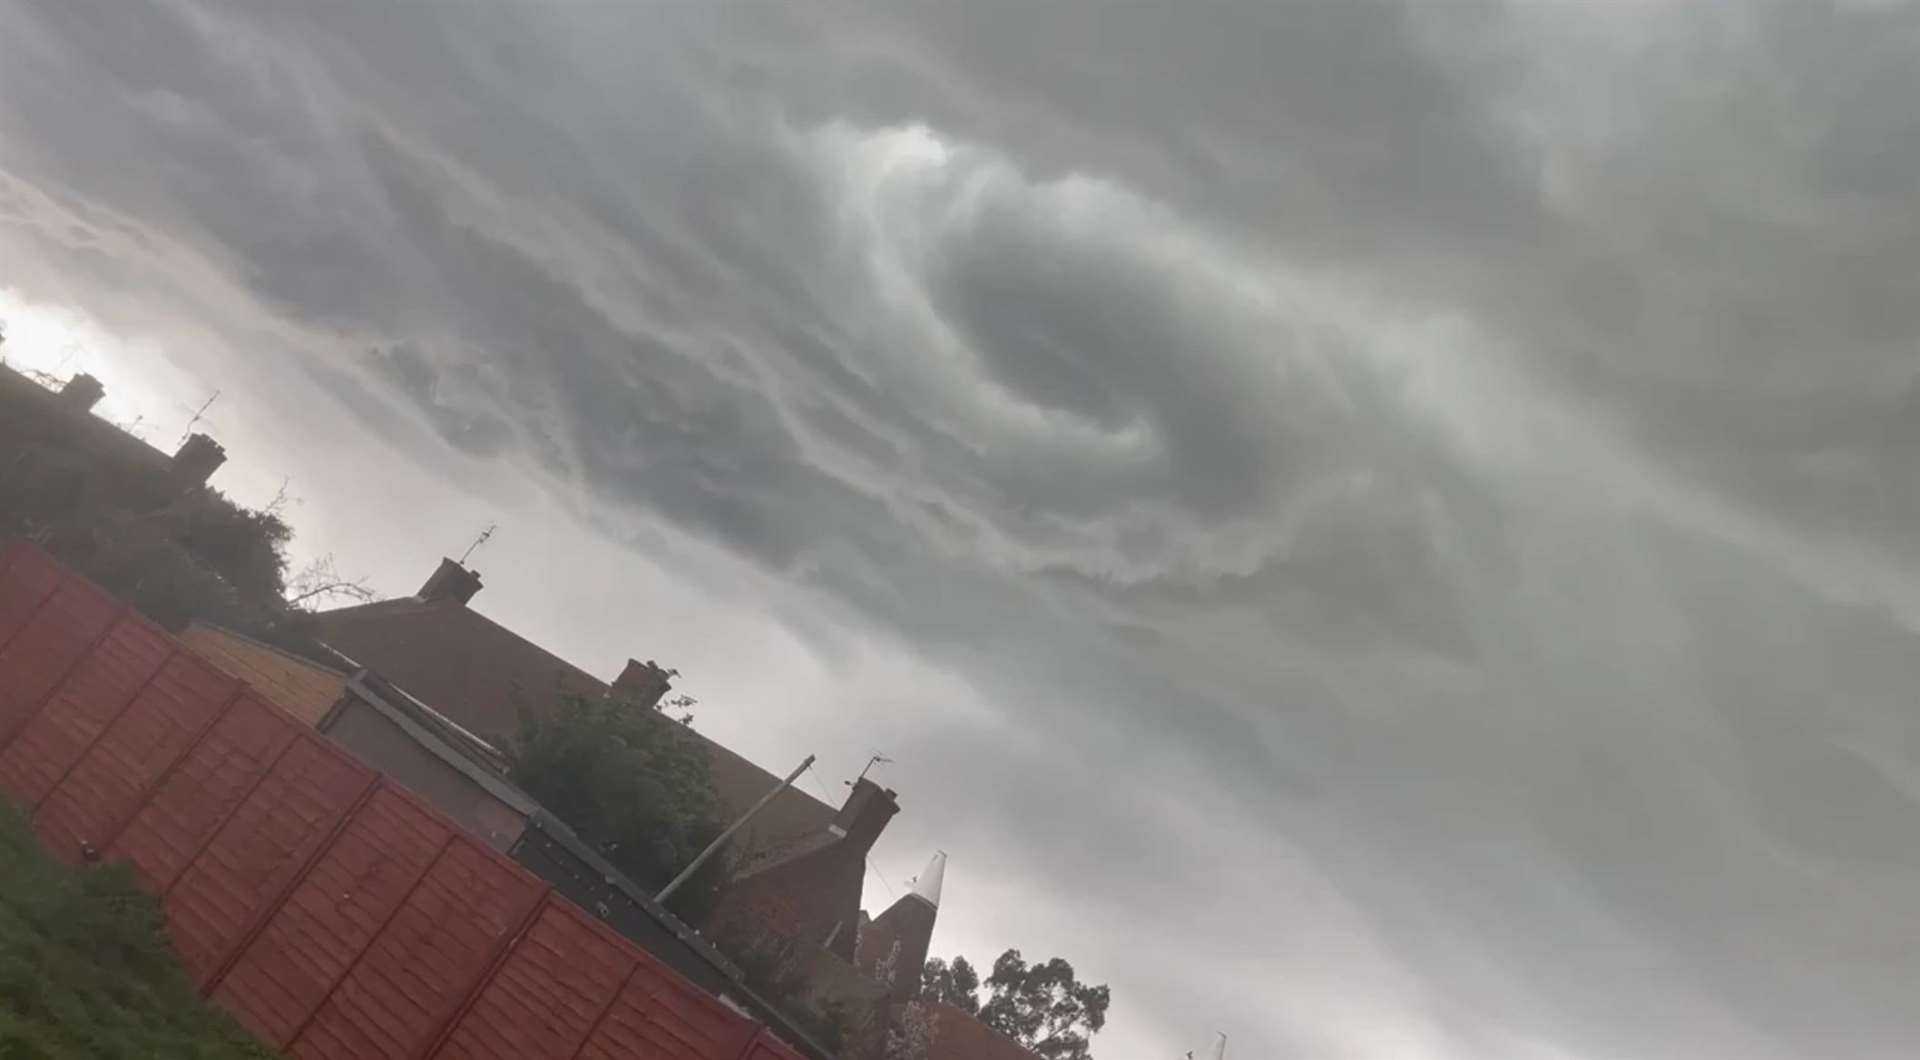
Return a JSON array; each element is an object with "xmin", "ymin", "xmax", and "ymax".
[{"xmin": 7, "ymin": 1, "xmax": 1920, "ymax": 1056}]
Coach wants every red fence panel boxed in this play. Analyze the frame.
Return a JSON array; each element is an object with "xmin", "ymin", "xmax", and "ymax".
[
  {"xmin": 575, "ymin": 949, "xmax": 761, "ymax": 1060},
  {"xmin": 289, "ymin": 833, "xmax": 546, "ymax": 1060},
  {"xmin": 162, "ymin": 735, "xmax": 377, "ymax": 983},
  {"xmin": 32, "ymin": 651, "xmax": 240, "ymax": 860},
  {"xmin": 0, "ymin": 538, "xmax": 65, "ymax": 645},
  {"xmin": 108, "ymin": 692, "xmax": 301, "ymax": 890},
  {"xmin": 215, "ymin": 784, "xmax": 455, "ymax": 1047},
  {"xmin": 0, "ymin": 617, "xmax": 173, "ymax": 807},
  {"xmin": 0, "ymin": 578, "xmax": 120, "ymax": 743},
  {"xmin": 429, "ymin": 898, "xmax": 637, "ymax": 1060}
]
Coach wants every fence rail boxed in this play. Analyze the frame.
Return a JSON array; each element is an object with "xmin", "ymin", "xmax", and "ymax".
[{"xmin": 0, "ymin": 539, "xmax": 803, "ymax": 1060}]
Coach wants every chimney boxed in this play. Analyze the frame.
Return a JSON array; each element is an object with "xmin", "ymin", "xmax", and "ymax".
[
  {"xmin": 829, "ymin": 778, "xmax": 899, "ymax": 857},
  {"xmin": 611, "ymin": 658, "xmax": 672, "ymax": 710},
  {"xmin": 418, "ymin": 557, "xmax": 483, "ymax": 605},
  {"xmin": 856, "ymin": 851, "xmax": 946, "ymax": 998},
  {"xmin": 171, "ymin": 433, "xmax": 227, "ymax": 487},
  {"xmin": 58, "ymin": 373, "xmax": 106, "ymax": 412}
]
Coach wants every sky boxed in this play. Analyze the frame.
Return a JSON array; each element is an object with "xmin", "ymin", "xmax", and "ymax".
[{"xmin": 5, "ymin": 0, "xmax": 1920, "ymax": 1056}]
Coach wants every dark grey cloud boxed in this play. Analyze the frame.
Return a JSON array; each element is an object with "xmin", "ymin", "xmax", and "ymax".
[{"xmin": 7, "ymin": 0, "xmax": 1920, "ymax": 1057}]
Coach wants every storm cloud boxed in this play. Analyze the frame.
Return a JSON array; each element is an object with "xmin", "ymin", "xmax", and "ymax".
[{"xmin": 6, "ymin": 0, "xmax": 1920, "ymax": 1056}]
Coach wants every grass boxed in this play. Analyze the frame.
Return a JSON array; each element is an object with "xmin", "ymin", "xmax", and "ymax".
[{"xmin": 0, "ymin": 803, "xmax": 276, "ymax": 1059}]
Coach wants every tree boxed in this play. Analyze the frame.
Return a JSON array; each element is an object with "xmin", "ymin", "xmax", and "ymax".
[
  {"xmin": 0, "ymin": 439, "xmax": 325, "ymax": 648},
  {"xmin": 285, "ymin": 554, "xmax": 379, "ymax": 610},
  {"xmin": 921, "ymin": 950, "xmax": 1109, "ymax": 1060},
  {"xmin": 886, "ymin": 1001, "xmax": 941, "ymax": 1060},
  {"xmin": 0, "ymin": 369, "xmax": 370, "ymax": 655},
  {"xmin": 921, "ymin": 956, "xmax": 981, "ymax": 1015},
  {"xmin": 503, "ymin": 691, "xmax": 731, "ymax": 920}
]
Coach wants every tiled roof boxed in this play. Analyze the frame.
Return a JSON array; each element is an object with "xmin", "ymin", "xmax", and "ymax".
[{"xmin": 313, "ymin": 596, "xmax": 835, "ymax": 853}]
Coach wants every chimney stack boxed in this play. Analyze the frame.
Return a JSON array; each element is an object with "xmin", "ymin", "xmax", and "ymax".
[
  {"xmin": 829, "ymin": 778, "xmax": 900, "ymax": 858},
  {"xmin": 418, "ymin": 558, "xmax": 483, "ymax": 605},
  {"xmin": 611, "ymin": 658, "xmax": 673, "ymax": 710},
  {"xmin": 172, "ymin": 433, "xmax": 227, "ymax": 487},
  {"xmin": 58, "ymin": 373, "xmax": 106, "ymax": 412}
]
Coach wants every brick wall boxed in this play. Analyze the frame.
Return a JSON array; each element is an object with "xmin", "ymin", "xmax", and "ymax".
[{"xmin": 709, "ymin": 841, "xmax": 869, "ymax": 961}]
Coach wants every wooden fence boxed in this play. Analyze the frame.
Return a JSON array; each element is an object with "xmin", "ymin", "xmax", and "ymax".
[{"xmin": 0, "ymin": 539, "xmax": 804, "ymax": 1060}]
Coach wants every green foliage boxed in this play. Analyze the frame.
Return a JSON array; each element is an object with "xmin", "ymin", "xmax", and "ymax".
[
  {"xmin": 505, "ymin": 692, "xmax": 731, "ymax": 920},
  {"xmin": 921, "ymin": 955, "xmax": 982, "ymax": 1015},
  {"xmin": 723, "ymin": 932, "xmax": 856, "ymax": 1053},
  {"xmin": 0, "ymin": 803, "xmax": 276, "ymax": 1059},
  {"xmin": 0, "ymin": 432, "xmax": 319, "ymax": 651},
  {"xmin": 923, "ymin": 949, "xmax": 1109, "ymax": 1060}
]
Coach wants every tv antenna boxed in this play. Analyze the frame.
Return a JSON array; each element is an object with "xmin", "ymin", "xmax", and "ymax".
[
  {"xmin": 851, "ymin": 753, "xmax": 894, "ymax": 785},
  {"xmin": 177, "ymin": 390, "xmax": 221, "ymax": 447},
  {"xmin": 459, "ymin": 523, "xmax": 498, "ymax": 566}
]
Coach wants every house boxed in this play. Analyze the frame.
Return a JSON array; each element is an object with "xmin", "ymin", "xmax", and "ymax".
[
  {"xmin": 310, "ymin": 559, "xmax": 841, "ymax": 857},
  {"xmin": 0, "ymin": 364, "xmax": 227, "ymax": 505},
  {"xmin": 189, "ymin": 556, "xmax": 967, "ymax": 1057},
  {"xmin": 307, "ymin": 557, "xmax": 908, "ymax": 959}
]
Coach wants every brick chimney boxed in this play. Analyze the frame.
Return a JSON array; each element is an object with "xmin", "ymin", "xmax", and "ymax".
[
  {"xmin": 58, "ymin": 373, "xmax": 106, "ymax": 412},
  {"xmin": 829, "ymin": 778, "xmax": 899, "ymax": 857},
  {"xmin": 610, "ymin": 658, "xmax": 672, "ymax": 710},
  {"xmin": 418, "ymin": 558, "xmax": 483, "ymax": 605},
  {"xmin": 171, "ymin": 433, "xmax": 227, "ymax": 487}
]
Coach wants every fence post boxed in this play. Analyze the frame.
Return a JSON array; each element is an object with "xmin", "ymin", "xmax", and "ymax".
[
  {"xmin": 733, "ymin": 1027, "xmax": 778, "ymax": 1060},
  {"xmin": 0, "ymin": 600, "xmax": 130, "ymax": 753},
  {"xmin": 562, "ymin": 958, "xmax": 647, "ymax": 1060},
  {"xmin": 280, "ymin": 825, "xmax": 461, "ymax": 1051},
  {"xmin": 153, "ymin": 727, "xmax": 303, "ymax": 898},
  {"xmin": 89, "ymin": 680, "xmax": 247, "ymax": 848},
  {"xmin": 412, "ymin": 884, "xmax": 555, "ymax": 1060},
  {"xmin": 0, "ymin": 549, "xmax": 63, "ymax": 657},
  {"xmin": 23, "ymin": 639, "xmax": 178, "ymax": 815},
  {"xmin": 199, "ymin": 770, "xmax": 384, "ymax": 996}
]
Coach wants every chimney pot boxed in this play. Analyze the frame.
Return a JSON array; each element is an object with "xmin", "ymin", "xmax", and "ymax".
[
  {"xmin": 58, "ymin": 373, "xmax": 106, "ymax": 412},
  {"xmin": 831, "ymin": 778, "xmax": 900, "ymax": 857},
  {"xmin": 172, "ymin": 433, "xmax": 227, "ymax": 487},
  {"xmin": 611, "ymin": 658, "xmax": 673, "ymax": 710},
  {"xmin": 419, "ymin": 558, "xmax": 483, "ymax": 605}
]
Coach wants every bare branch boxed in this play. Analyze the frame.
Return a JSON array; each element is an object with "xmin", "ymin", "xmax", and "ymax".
[
  {"xmin": 263, "ymin": 476, "xmax": 297, "ymax": 518},
  {"xmin": 285, "ymin": 553, "xmax": 379, "ymax": 610}
]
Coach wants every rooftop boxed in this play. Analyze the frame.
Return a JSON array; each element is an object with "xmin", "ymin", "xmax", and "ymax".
[{"xmin": 313, "ymin": 581, "xmax": 837, "ymax": 854}]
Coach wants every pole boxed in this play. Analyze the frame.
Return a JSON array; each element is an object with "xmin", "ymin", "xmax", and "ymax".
[{"xmin": 657, "ymin": 753, "xmax": 815, "ymax": 904}]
